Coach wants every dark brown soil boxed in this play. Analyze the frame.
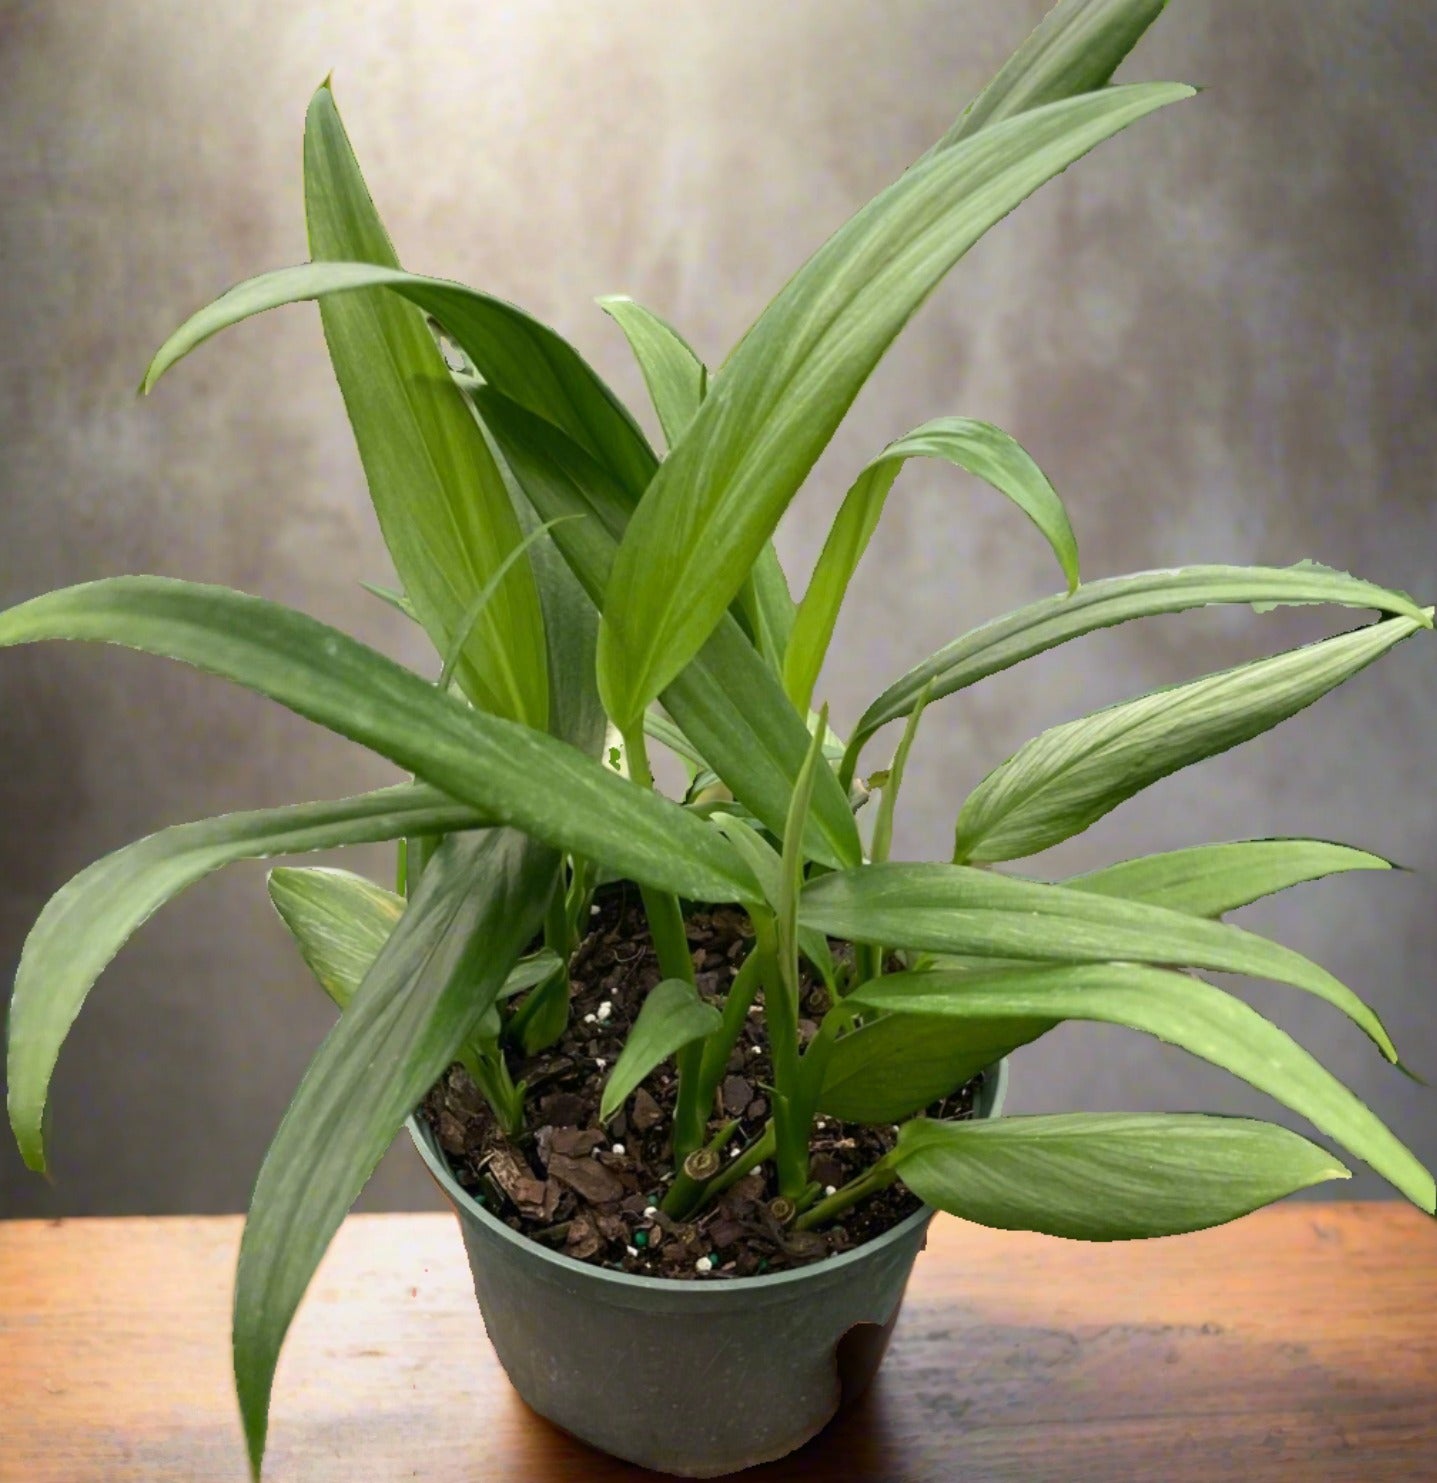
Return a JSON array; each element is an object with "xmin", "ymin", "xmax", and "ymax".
[{"xmin": 420, "ymin": 882, "xmax": 982, "ymax": 1280}]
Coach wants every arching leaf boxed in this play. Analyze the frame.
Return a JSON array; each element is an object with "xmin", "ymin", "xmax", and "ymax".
[{"xmin": 785, "ymin": 418, "xmax": 1076, "ymax": 712}]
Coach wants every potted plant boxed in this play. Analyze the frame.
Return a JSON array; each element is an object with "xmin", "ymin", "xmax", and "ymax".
[{"xmin": 4, "ymin": 0, "xmax": 1433, "ymax": 1475}]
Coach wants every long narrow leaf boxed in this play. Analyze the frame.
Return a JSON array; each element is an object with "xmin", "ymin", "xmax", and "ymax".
[
  {"xmin": 784, "ymin": 418, "xmax": 1077, "ymax": 712},
  {"xmin": 1064, "ymin": 839, "xmax": 1394, "ymax": 917},
  {"xmin": 869, "ymin": 681, "xmax": 932, "ymax": 867},
  {"xmin": 300, "ymin": 84, "xmax": 548, "ymax": 729},
  {"xmin": 145, "ymin": 279, "xmax": 653, "ymax": 503},
  {"xmin": 234, "ymin": 828, "xmax": 554, "ymax": 1475},
  {"xmin": 820, "ymin": 1012, "xmax": 1039, "ymax": 1123},
  {"xmin": 929, "ymin": 0, "xmax": 1171, "ymax": 153},
  {"xmin": 436, "ymin": 517, "xmax": 577, "ymax": 691},
  {"xmin": 801, "ymin": 861, "xmax": 1396, "ymax": 1059},
  {"xmin": 5, "ymin": 782, "xmax": 485, "ymax": 1173},
  {"xmin": 502, "ymin": 457, "xmax": 608, "ymax": 758},
  {"xmin": 143, "ymin": 254, "xmax": 792, "ymax": 676},
  {"xmin": 599, "ymin": 979, "xmax": 722, "ymax": 1122},
  {"xmin": 595, "ymin": 296, "xmax": 796, "ymax": 668},
  {"xmin": 473, "ymin": 390, "xmax": 862, "ymax": 868},
  {"xmin": 266, "ymin": 867, "xmax": 405, "ymax": 1009},
  {"xmin": 953, "ymin": 614, "xmax": 1426, "ymax": 863},
  {"xmin": 744, "ymin": 544, "xmax": 799, "ymax": 671},
  {"xmin": 597, "ymin": 83, "xmax": 1193, "ymax": 729},
  {"xmin": 598, "ymin": 295, "xmax": 707, "ymax": 450},
  {"xmin": 267, "ymin": 864, "xmax": 559, "ymax": 1015},
  {"xmin": 0, "ymin": 578, "xmax": 753, "ymax": 904},
  {"xmin": 845, "ymin": 563, "xmax": 1432, "ymax": 781},
  {"xmin": 889, "ymin": 1112, "xmax": 1348, "ymax": 1240},
  {"xmin": 854, "ymin": 963, "xmax": 1433, "ymax": 1210},
  {"xmin": 644, "ymin": 708, "xmax": 708, "ymax": 774}
]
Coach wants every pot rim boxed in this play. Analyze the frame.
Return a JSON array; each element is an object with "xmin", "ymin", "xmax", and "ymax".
[{"xmin": 407, "ymin": 1056, "xmax": 1007, "ymax": 1297}]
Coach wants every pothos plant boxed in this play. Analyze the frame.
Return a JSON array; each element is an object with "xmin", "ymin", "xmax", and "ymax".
[{"xmin": 3, "ymin": 0, "xmax": 1433, "ymax": 1474}]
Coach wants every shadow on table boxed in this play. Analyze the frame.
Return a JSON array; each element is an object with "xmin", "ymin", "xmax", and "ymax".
[{"xmin": 497, "ymin": 1303, "xmax": 1437, "ymax": 1483}]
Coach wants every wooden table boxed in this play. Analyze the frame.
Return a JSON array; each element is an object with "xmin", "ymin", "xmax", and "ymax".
[{"xmin": 1, "ymin": 1204, "xmax": 1432, "ymax": 1480}]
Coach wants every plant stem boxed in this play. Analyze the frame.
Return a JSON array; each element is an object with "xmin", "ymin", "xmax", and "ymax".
[
  {"xmin": 793, "ymin": 1158, "xmax": 898, "ymax": 1232},
  {"xmin": 793, "ymin": 1180, "xmax": 824, "ymax": 1217},
  {"xmin": 758, "ymin": 914, "xmax": 806, "ymax": 1200},
  {"xmin": 692, "ymin": 946, "xmax": 765, "ymax": 1115},
  {"xmin": 621, "ymin": 726, "xmax": 695, "ymax": 982},
  {"xmin": 689, "ymin": 1121, "xmax": 776, "ymax": 1211},
  {"xmin": 544, "ymin": 869, "xmax": 576, "ymax": 957},
  {"xmin": 621, "ymin": 724, "xmax": 705, "ymax": 1159},
  {"xmin": 660, "ymin": 1119, "xmax": 741, "ymax": 1219},
  {"xmin": 564, "ymin": 853, "xmax": 595, "ymax": 938},
  {"xmin": 504, "ymin": 868, "xmax": 578, "ymax": 1055},
  {"xmin": 460, "ymin": 1047, "xmax": 526, "ymax": 1139}
]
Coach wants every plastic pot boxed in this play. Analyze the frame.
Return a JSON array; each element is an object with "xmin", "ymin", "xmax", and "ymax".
[{"xmin": 407, "ymin": 1059, "xmax": 1007, "ymax": 1477}]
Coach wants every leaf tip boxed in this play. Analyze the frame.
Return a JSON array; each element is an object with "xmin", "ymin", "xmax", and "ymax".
[
  {"xmin": 9, "ymin": 1097, "xmax": 50, "ymax": 1177},
  {"xmin": 20, "ymin": 1143, "xmax": 51, "ymax": 1178},
  {"xmin": 137, "ymin": 353, "xmax": 166, "ymax": 397},
  {"xmin": 1395, "ymin": 1057, "xmax": 1430, "ymax": 1088},
  {"xmin": 236, "ymin": 1359, "xmax": 272, "ymax": 1483}
]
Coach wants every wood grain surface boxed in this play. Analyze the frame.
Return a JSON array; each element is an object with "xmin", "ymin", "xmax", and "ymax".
[{"xmin": 1, "ymin": 1203, "xmax": 1433, "ymax": 1481}]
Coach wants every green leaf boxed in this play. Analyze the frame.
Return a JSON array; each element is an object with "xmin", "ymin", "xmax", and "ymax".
[
  {"xmin": 359, "ymin": 581, "xmax": 417, "ymax": 622},
  {"xmin": 5, "ymin": 782, "xmax": 483, "ymax": 1174},
  {"xmin": 485, "ymin": 427, "xmax": 608, "ymax": 762},
  {"xmin": 779, "ymin": 713, "xmax": 831, "ymax": 993},
  {"xmin": 929, "ymin": 0, "xmax": 1172, "ymax": 153},
  {"xmin": 953, "ymin": 614, "xmax": 1426, "ymax": 864},
  {"xmin": 497, "ymin": 953, "xmax": 566, "ymax": 1002},
  {"xmin": 644, "ymin": 707, "xmax": 708, "ymax": 774},
  {"xmin": 267, "ymin": 866, "xmax": 403, "ymax": 1008},
  {"xmin": 596, "ymin": 83, "xmax": 1193, "ymax": 729},
  {"xmin": 820, "ymin": 1013, "xmax": 1039, "ymax": 1123},
  {"xmin": 598, "ymin": 294, "xmax": 707, "ymax": 450},
  {"xmin": 869, "ymin": 680, "xmax": 933, "ymax": 867},
  {"xmin": 300, "ymin": 84, "xmax": 547, "ymax": 729},
  {"xmin": 472, "ymin": 390, "xmax": 862, "ymax": 869},
  {"xmin": 741, "ymin": 544, "xmax": 799, "ymax": 673},
  {"xmin": 268, "ymin": 864, "xmax": 561, "ymax": 1023},
  {"xmin": 235, "ymin": 828, "xmax": 554, "ymax": 1476},
  {"xmin": 771, "ymin": 715, "xmax": 832, "ymax": 1194},
  {"xmin": 799, "ymin": 926, "xmax": 838, "ymax": 997},
  {"xmin": 854, "ymin": 963, "xmax": 1433, "ymax": 1211},
  {"xmin": 510, "ymin": 963, "xmax": 571, "ymax": 1056},
  {"xmin": 784, "ymin": 418, "xmax": 1077, "ymax": 712},
  {"xmin": 436, "ymin": 516, "xmax": 578, "ymax": 691},
  {"xmin": 0, "ymin": 578, "xmax": 753, "ymax": 905},
  {"xmin": 594, "ymin": 295, "xmax": 796, "ymax": 670},
  {"xmin": 1064, "ymin": 838, "xmax": 1394, "ymax": 917},
  {"xmin": 800, "ymin": 861, "xmax": 1396, "ymax": 1059},
  {"xmin": 598, "ymin": 978, "xmax": 722, "ymax": 1121},
  {"xmin": 143, "ymin": 276, "xmax": 653, "ymax": 507},
  {"xmin": 705, "ymin": 812, "xmax": 864, "ymax": 991},
  {"xmin": 889, "ymin": 1112, "xmax": 1349, "ymax": 1240},
  {"xmin": 707, "ymin": 813, "xmax": 781, "ymax": 908},
  {"xmin": 845, "ymin": 563, "xmax": 1432, "ymax": 781},
  {"xmin": 509, "ymin": 508, "xmax": 606, "ymax": 759}
]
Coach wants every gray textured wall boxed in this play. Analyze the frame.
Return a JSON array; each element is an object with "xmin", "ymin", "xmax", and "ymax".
[{"xmin": 2, "ymin": 1, "xmax": 1433, "ymax": 1218}]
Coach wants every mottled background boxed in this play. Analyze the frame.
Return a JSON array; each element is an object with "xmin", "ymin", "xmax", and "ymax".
[{"xmin": 2, "ymin": 0, "xmax": 1433, "ymax": 1217}]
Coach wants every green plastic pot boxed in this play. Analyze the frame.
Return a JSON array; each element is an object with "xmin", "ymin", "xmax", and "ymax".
[{"xmin": 407, "ymin": 1059, "xmax": 1007, "ymax": 1477}]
